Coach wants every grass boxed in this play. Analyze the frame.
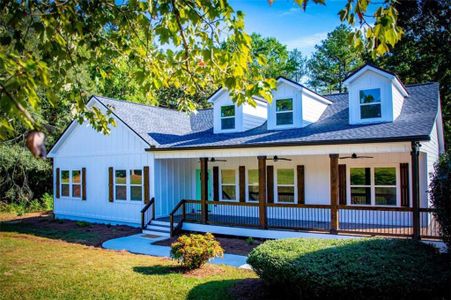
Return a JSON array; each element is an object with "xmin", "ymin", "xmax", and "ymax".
[{"xmin": 0, "ymin": 231, "xmax": 255, "ymax": 300}]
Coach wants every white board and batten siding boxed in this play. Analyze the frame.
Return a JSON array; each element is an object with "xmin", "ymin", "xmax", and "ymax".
[
  {"xmin": 347, "ymin": 69, "xmax": 407, "ymax": 124},
  {"xmin": 211, "ymin": 90, "xmax": 267, "ymax": 134},
  {"xmin": 49, "ymin": 103, "xmax": 154, "ymax": 226}
]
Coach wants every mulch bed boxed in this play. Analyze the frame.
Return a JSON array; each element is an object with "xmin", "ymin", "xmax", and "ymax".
[
  {"xmin": 154, "ymin": 233, "xmax": 266, "ymax": 256},
  {"xmin": 0, "ymin": 211, "xmax": 140, "ymax": 247}
]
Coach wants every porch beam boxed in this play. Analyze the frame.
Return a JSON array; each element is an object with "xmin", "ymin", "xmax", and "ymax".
[
  {"xmin": 257, "ymin": 156, "xmax": 267, "ymax": 229},
  {"xmin": 329, "ymin": 154, "xmax": 339, "ymax": 234},
  {"xmin": 411, "ymin": 142, "xmax": 421, "ymax": 240},
  {"xmin": 200, "ymin": 157, "xmax": 209, "ymax": 224}
]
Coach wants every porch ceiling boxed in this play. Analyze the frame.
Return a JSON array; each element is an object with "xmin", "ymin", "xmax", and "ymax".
[{"xmin": 151, "ymin": 142, "xmax": 412, "ymax": 159}]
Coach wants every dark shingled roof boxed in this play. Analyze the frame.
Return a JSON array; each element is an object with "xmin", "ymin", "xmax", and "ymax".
[{"xmin": 94, "ymin": 82, "xmax": 439, "ymax": 150}]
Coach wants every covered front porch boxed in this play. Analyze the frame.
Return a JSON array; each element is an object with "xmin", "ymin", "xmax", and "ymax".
[{"xmin": 144, "ymin": 141, "xmax": 440, "ymax": 240}]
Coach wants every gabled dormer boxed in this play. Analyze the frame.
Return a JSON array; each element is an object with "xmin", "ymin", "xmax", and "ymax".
[
  {"xmin": 343, "ymin": 64, "xmax": 409, "ymax": 125},
  {"xmin": 267, "ymin": 77, "xmax": 332, "ymax": 130},
  {"xmin": 209, "ymin": 88, "xmax": 267, "ymax": 134}
]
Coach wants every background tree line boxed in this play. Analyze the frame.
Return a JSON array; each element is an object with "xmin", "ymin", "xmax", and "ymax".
[{"xmin": 0, "ymin": 0, "xmax": 449, "ymax": 209}]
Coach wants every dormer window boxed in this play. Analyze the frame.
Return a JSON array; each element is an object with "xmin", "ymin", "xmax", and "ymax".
[
  {"xmin": 276, "ymin": 98, "xmax": 293, "ymax": 125},
  {"xmin": 220, "ymin": 105, "xmax": 235, "ymax": 130},
  {"xmin": 359, "ymin": 88, "xmax": 381, "ymax": 119}
]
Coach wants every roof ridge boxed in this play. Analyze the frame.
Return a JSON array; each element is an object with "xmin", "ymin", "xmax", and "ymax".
[{"xmin": 93, "ymin": 95, "xmax": 188, "ymax": 114}]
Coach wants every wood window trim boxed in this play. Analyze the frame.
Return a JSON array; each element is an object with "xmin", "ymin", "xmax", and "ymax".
[
  {"xmin": 347, "ymin": 164, "xmax": 400, "ymax": 207},
  {"xmin": 220, "ymin": 168, "xmax": 238, "ymax": 202},
  {"xmin": 274, "ymin": 167, "xmax": 297, "ymax": 204}
]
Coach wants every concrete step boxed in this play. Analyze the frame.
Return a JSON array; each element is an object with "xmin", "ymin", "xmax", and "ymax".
[
  {"xmin": 150, "ymin": 220, "xmax": 171, "ymax": 226},
  {"xmin": 146, "ymin": 224, "xmax": 170, "ymax": 232},
  {"xmin": 142, "ymin": 229, "xmax": 170, "ymax": 237}
]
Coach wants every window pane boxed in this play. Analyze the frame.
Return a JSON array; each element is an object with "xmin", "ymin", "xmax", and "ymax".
[
  {"xmin": 72, "ymin": 184, "xmax": 81, "ymax": 197},
  {"xmin": 351, "ymin": 187, "xmax": 371, "ymax": 205},
  {"xmin": 115, "ymin": 170, "xmax": 126, "ymax": 184},
  {"xmin": 360, "ymin": 104, "xmax": 381, "ymax": 119},
  {"xmin": 375, "ymin": 187, "xmax": 396, "ymax": 205},
  {"xmin": 276, "ymin": 112, "xmax": 293, "ymax": 125},
  {"xmin": 221, "ymin": 169, "xmax": 235, "ymax": 184},
  {"xmin": 350, "ymin": 168, "xmax": 371, "ymax": 185},
  {"xmin": 276, "ymin": 99, "xmax": 293, "ymax": 112},
  {"xmin": 61, "ymin": 171, "xmax": 70, "ymax": 184},
  {"xmin": 72, "ymin": 170, "xmax": 81, "ymax": 184},
  {"xmin": 115, "ymin": 186, "xmax": 126, "ymax": 200},
  {"xmin": 222, "ymin": 185, "xmax": 236, "ymax": 200},
  {"xmin": 221, "ymin": 117, "xmax": 235, "ymax": 130},
  {"xmin": 375, "ymin": 167, "xmax": 396, "ymax": 186},
  {"xmin": 248, "ymin": 186, "xmax": 259, "ymax": 201},
  {"xmin": 61, "ymin": 184, "xmax": 70, "ymax": 197},
  {"xmin": 248, "ymin": 169, "xmax": 259, "ymax": 186},
  {"xmin": 130, "ymin": 186, "xmax": 142, "ymax": 201},
  {"xmin": 221, "ymin": 105, "xmax": 235, "ymax": 117},
  {"xmin": 130, "ymin": 170, "xmax": 142, "ymax": 185},
  {"xmin": 359, "ymin": 89, "xmax": 380, "ymax": 104},
  {"xmin": 278, "ymin": 186, "xmax": 295, "ymax": 203},
  {"xmin": 277, "ymin": 169, "xmax": 294, "ymax": 185}
]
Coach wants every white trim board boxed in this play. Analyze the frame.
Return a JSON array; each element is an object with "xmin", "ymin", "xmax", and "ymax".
[{"xmin": 182, "ymin": 222, "xmax": 356, "ymax": 239}]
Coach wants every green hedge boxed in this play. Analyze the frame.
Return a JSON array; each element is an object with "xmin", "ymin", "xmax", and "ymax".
[{"xmin": 247, "ymin": 238, "xmax": 449, "ymax": 300}]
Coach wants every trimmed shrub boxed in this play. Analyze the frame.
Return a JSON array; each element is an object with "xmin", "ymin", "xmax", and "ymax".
[
  {"xmin": 247, "ymin": 238, "xmax": 449, "ymax": 300},
  {"xmin": 430, "ymin": 150, "xmax": 451, "ymax": 249},
  {"xmin": 170, "ymin": 233, "xmax": 224, "ymax": 269}
]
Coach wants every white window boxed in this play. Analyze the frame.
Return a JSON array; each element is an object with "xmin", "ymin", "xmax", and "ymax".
[
  {"xmin": 220, "ymin": 105, "xmax": 235, "ymax": 130},
  {"xmin": 349, "ymin": 167, "xmax": 397, "ymax": 206},
  {"xmin": 130, "ymin": 169, "xmax": 143, "ymax": 201},
  {"xmin": 276, "ymin": 169, "xmax": 295, "ymax": 203},
  {"xmin": 60, "ymin": 169, "xmax": 82, "ymax": 198},
  {"xmin": 247, "ymin": 169, "xmax": 259, "ymax": 202},
  {"xmin": 114, "ymin": 169, "xmax": 143, "ymax": 202},
  {"xmin": 359, "ymin": 88, "xmax": 381, "ymax": 119},
  {"xmin": 72, "ymin": 170, "xmax": 81, "ymax": 198},
  {"xmin": 115, "ymin": 170, "xmax": 127, "ymax": 201},
  {"xmin": 276, "ymin": 98, "xmax": 293, "ymax": 125},
  {"xmin": 61, "ymin": 170, "xmax": 70, "ymax": 197},
  {"xmin": 221, "ymin": 169, "xmax": 237, "ymax": 201}
]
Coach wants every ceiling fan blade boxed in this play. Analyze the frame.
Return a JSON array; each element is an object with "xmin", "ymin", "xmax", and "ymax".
[
  {"xmin": 278, "ymin": 158, "xmax": 292, "ymax": 161},
  {"xmin": 339, "ymin": 156, "xmax": 352, "ymax": 159},
  {"xmin": 357, "ymin": 156, "xmax": 374, "ymax": 159}
]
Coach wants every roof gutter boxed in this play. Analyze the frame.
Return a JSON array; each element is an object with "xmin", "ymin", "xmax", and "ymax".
[{"xmin": 145, "ymin": 135, "xmax": 430, "ymax": 152}]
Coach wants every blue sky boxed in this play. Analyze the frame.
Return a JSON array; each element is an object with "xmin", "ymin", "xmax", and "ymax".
[{"xmin": 229, "ymin": 0, "xmax": 357, "ymax": 56}]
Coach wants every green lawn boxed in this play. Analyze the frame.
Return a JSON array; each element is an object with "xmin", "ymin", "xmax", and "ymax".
[
  {"xmin": 0, "ymin": 232, "xmax": 255, "ymax": 300},
  {"xmin": 0, "ymin": 213, "xmax": 256, "ymax": 299}
]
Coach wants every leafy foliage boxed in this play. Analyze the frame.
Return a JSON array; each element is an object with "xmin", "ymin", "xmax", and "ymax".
[
  {"xmin": 247, "ymin": 238, "xmax": 450, "ymax": 299},
  {"xmin": 1, "ymin": 0, "xmax": 406, "ymax": 141},
  {"xmin": 430, "ymin": 150, "xmax": 451, "ymax": 249},
  {"xmin": 308, "ymin": 25, "xmax": 364, "ymax": 93},
  {"xmin": 0, "ymin": 144, "xmax": 51, "ymax": 204},
  {"xmin": 170, "ymin": 233, "xmax": 224, "ymax": 269}
]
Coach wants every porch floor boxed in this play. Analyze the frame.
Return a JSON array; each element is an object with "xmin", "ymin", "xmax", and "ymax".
[{"xmin": 155, "ymin": 213, "xmax": 417, "ymax": 236}]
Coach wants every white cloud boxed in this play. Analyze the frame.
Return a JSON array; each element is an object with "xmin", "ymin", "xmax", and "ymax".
[
  {"xmin": 284, "ymin": 32, "xmax": 328, "ymax": 56},
  {"xmin": 277, "ymin": 6, "xmax": 302, "ymax": 16}
]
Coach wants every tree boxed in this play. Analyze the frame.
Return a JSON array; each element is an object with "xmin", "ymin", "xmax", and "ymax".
[
  {"xmin": 1, "ymin": 0, "xmax": 407, "ymax": 144},
  {"xmin": 378, "ymin": 0, "xmax": 450, "ymax": 147},
  {"xmin": 288, "ymin": 49, "xmax": 308, "ymax": 83},
  {"xmin": 307, "ymin": 25, "xmax": 364, "ymax": 94}
]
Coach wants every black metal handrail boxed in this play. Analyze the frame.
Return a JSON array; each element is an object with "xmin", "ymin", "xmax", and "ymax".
[
  {"xmin": 169, "ymin": 199, "xmax": 186, "ymax": 237},
  {"xmin": 140, "ymin": 197, "xmax": 155, "ymax": 229}
]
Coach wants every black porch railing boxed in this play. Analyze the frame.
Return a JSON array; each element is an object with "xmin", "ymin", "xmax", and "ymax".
[{"xmin": 168, "ymin": 199, "xmax": 440, "ymax": 239}]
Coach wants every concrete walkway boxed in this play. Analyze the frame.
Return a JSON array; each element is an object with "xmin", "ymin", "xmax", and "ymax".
[{"xmin": 102, "ymin": 234, "xmax": 250, "ymax": 269}]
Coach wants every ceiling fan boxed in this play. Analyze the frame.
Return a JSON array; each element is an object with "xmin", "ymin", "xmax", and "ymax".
[
  {"xmin": 267, "ymin": 155, "xmax": 292, "ymax": 162},
  {"xmin": 339, "ymin": 153, "xmax": 374, "ymax": 160}
]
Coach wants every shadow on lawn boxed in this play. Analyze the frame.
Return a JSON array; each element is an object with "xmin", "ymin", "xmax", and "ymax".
[
  {"xmin": 0, "ymin": 213, "xmax": 139, "ymax": 246},
  {"xmin": 133, "ymin": 265, "xmax": 183, "ymax": 275}
]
